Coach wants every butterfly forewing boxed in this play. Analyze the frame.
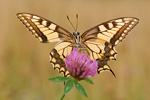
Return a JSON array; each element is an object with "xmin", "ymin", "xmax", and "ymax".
[
  {"xmin": 82, "ymin": 17, "xmax": 139, "ymax": 46},
  {"xmin": 16, "ymin": 13, "xmax": 73, "ymax": 43}
]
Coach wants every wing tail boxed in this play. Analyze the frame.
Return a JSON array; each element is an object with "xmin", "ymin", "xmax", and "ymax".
[{"xmin": 97, "ymin": 59, "xmax": 116, "ymax": 77}]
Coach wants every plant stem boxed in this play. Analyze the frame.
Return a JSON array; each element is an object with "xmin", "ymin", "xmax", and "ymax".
[{"xmin": 60, "ymin": 94, "xmax": 65, "ymax": 100}]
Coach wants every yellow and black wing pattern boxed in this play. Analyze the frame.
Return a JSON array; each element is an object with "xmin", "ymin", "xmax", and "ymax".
[
  {"xmin": 16, "ymin": 13, "xmax": 73, "ymax": 43},
  {"xmin": 17, "ymin": 13, "xmax": 74, "ymax": 76},
  {"xmin": 17, "ymin": 13, "xmax": 139, "ymax": 77},
  {"xmin": 81, "ymin": 17, "xmax": 139, "ymax": 76}
]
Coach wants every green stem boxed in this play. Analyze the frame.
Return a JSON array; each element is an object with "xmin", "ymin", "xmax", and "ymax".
[{"xmin": 60, "ymin": 94, "xmax": 65, "ymax": 100}]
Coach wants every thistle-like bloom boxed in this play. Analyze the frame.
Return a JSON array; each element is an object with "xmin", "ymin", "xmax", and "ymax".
[{"xmin": 65, "ymin": 48, "xmax": 98, "ymax": 80}]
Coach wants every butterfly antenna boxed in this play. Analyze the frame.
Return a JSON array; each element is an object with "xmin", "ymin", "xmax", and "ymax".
[
  {"xmin": 67, "ymin": 15, "xmax": 76, "ymax": 31},
  {"xmin": 75, "ymin": 14, "xmax": 78, "ymax": 31}
]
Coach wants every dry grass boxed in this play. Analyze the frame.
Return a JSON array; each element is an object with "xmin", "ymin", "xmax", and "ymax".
[{"xmin": 0, "ymin": 0, "xmax": 150, "ymax": 100}]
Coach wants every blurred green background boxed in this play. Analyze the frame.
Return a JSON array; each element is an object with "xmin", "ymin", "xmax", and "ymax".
[{"xmin": 0, "ymin": 0, "xmax": 150, "ymax": 100}]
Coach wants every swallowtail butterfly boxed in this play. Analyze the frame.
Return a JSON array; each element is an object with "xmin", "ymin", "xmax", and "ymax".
[{"xmin": 16, "ymin": 13, "xmax": 139, "ymax": 77}]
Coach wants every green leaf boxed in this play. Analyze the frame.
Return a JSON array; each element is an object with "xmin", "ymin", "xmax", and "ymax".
[
  {"xmin": 64, "ymin": 79, "xmax": 74, "ymax": 95},
  {"xmin": 74, "ymin": 80, "xmax": 88, "ymax": 98},
  {"xmin": 48, "ymin": 76, "xmax": 70, "ymax": 82},
  {"xmin": 84, "ymin": 78, "xmax": 94, "ymax": 85}
]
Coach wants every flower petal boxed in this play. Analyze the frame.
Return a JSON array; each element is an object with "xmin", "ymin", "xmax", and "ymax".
[{"xmin": 65, "ymin": 48, "xmax": 98, "ymax": 80}]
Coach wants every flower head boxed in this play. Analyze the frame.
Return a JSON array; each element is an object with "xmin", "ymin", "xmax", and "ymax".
[{"xmin": 65, "ymin": 48, "xmax": 98, "ymax": 80}]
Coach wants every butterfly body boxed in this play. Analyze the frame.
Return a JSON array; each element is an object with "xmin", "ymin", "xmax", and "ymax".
[{"xmin": 17, "ymin": 13, "xmax": 139, "ymax": 77}]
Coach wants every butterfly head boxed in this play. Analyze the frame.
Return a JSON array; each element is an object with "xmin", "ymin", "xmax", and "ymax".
[{"xmin": 73, "ymin": 31, "xmax": 80, "ymax": 36}]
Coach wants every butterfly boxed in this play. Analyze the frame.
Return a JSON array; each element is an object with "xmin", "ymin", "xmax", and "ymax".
[{"xmin": 16, "ymin": 13, "xmax": 139, "ymax": 77}]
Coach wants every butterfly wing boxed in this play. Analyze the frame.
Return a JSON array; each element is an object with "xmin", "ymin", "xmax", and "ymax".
[
  {"xmin": 81, "ymin": 17, "xmax": 139, "ymax": 76},
  {"xmin": 16, "ymin": 13, "xmax": 73, "ymax": 43},
  {"xmin": 17, "ymin": 13, "xmax": 75, "ymax": 76},
  {"xmin": 49, "ymin": 38, "xmax": 75, "ymax": 77}
]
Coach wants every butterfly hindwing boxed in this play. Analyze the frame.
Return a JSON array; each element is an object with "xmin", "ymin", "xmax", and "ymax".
[
  {"xmin": 49, "ymin": 39, "xmax": 74, "ymax": 77},
  {"xmin": 17, "ymin": 13, "xmax": 73, "ymax": 43},
  {"xmin": 82, "ymin": 40, "xmax": 117, "ymax": 76}
]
